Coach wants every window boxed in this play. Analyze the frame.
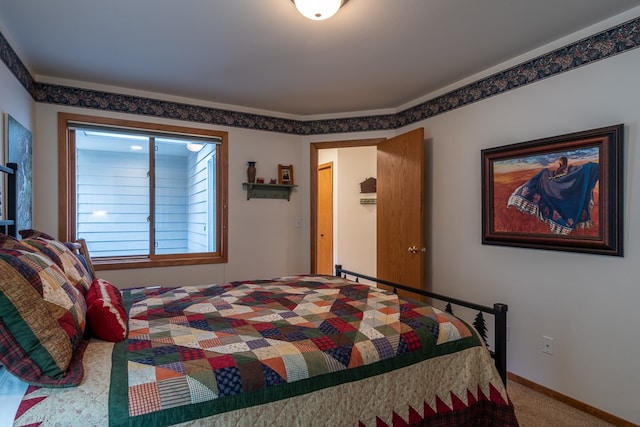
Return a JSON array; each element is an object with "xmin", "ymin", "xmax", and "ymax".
[{"xmin": 59, "ymin": 113, "xmax": 228, "ymax": 270}]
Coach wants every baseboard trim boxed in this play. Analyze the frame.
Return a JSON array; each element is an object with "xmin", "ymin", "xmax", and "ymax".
[{"xmin": 507, "ymin": 372, "xmax": 638, "ymax": 427}]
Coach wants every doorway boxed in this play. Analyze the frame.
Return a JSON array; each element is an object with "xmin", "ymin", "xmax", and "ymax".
[
  {"xmin": 310, "ymin": 128, "xmax": 426, "ymax": 291},
  {"xmin": 310, "ymin": 139, "xmax": 384, "ymax": 275}
]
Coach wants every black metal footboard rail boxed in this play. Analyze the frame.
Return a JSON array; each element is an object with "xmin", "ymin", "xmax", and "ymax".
[{"xmin": 335, "ymin": 265, "xmax": 508, "ymax": 385}]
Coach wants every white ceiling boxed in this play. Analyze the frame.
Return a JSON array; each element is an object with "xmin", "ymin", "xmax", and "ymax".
[{"xmin": 1, "ymin": 0, "xmax": 639, "ymax": 117}]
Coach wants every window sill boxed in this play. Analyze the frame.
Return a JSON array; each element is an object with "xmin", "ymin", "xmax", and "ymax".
[{"xmin": 94, "ymin": 255, "xmax": 227, "ymax": 271}]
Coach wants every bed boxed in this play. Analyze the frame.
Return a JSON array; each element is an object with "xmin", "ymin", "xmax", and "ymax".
[{"xmin": 0, "ymin": 163, "xmax": 518, "ymax": 426}]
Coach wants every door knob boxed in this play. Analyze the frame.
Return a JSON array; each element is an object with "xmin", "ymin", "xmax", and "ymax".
[{"xmin": 408, "ymin": 246, "xmax": 426, "ymax": 253}]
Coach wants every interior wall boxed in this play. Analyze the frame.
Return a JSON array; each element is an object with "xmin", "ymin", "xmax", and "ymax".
[
  {"xmin": 0, "ymin": 62, "xmax": 34, "ymax": 164},
  {"xmin": 318, "ymin": 146, "xmax": 377, "ymax": 278},
  {"xmin": 336, "ymin": 147, "xmax": 377, "ymax": 278},
  {"xmin": 402, "ymin": 49, "xmax": 640, "ymax": 423},
  {"xmin": 33, "ymin": 104, "xmax": 307, "ymax": 287}
]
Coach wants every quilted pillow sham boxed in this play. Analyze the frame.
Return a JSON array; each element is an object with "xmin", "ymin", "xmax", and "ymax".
[
  {"xmin": 17, "ymin": 229, "xmax": 56, "ymax": 240},
  {"xmin": 19, "ymin": 230, "xmax": 92, "ymax": 295},
  {"xmin": 0, "ymin": 248, "xmax": 88, "ymax": 387},
  {"xmin": 0, "ymin": 233, "xmax": 32, "ymax": 250},
  {"xmin": 85, "ymin": 279, "xmax": 127, "ymax": 342}
]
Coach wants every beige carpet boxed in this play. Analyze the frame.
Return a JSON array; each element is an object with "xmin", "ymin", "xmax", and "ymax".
[{"xmin": 508, "ymin": 380, "xmax": 617, "ymax": 427}]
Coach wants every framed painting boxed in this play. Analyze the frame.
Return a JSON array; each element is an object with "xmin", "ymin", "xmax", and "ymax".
[
  {"xmin": 5, "ymin": 114, "xmax": 33, "ymax": 231},
  {"xmin": 278, "ymin": 164, "xmax": 294, "ymax": 185},
  {"xmin": 481, "ymin": 124, "xmax": 623, "ymax": 256}
]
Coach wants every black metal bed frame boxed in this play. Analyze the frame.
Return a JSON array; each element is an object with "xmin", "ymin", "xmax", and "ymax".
[
  {"xmin": 0, "ymin": 163, "xmax": 17, "ymax": 237},
  {"xmin": 334, "ymin": 264, "xmax": 508, "ymax": 385}
]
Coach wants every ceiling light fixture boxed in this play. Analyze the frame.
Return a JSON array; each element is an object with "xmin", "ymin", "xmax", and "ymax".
[
  {"xmin": 186, "ymin": 143, "xmax": 204, "ymax": 152},
  {"xmin": 293, "ymin": 0, "xmax": 348, "ymax": 21}
]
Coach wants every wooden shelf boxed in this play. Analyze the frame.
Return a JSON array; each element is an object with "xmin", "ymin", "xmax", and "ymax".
[{"xmin": 243, "ymin": 183, "xmax": 297, "ymax": 201}]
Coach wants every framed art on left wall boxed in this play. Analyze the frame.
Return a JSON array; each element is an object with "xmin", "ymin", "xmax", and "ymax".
[{"xmin": 5, "ymin": 114, "xmax": 32, "ymax": 230}]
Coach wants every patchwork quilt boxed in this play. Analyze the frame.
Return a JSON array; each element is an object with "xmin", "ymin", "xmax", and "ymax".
[{"xmin": 12, "ymin": 275, "xmax": 518, "ymax": 426}]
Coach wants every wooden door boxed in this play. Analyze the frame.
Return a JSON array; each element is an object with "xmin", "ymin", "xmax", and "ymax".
[
  {"xmin": 317, "ymin": 162, "xmax": 334, "ymax": 274},
  {"xmin": 376, "ymin": 128, "xmax": 425, "ymax": 295}
]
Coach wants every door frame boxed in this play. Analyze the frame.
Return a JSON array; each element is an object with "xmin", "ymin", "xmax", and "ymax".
[{"xmin": 309, "ymin": 138, "xmax": 385, "ymax": 273}]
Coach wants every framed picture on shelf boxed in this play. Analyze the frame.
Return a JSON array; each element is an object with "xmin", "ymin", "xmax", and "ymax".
[
  {"xmin": 278, "ymin": 164, "xmax": 294, "ymax": 185},
  {"xmin": 481, "ymin": 124, "xmax": 623, "ymax": 256}
]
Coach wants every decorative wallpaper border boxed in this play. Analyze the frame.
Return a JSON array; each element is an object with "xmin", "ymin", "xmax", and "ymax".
[
  {"xmin": 2, "ymin": 16, "xmax": 640, "ymax": 135},
  {"xmin": 0, "ymin": 31, "xmax": 35, "ymax": 94},
  {"xmin": 397, "ymin": 16, "xmax": 640, "ymax": 126}
]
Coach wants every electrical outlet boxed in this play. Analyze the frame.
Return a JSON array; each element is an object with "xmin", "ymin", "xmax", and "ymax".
[{"xmin": 542, "ymin": 336, "xmax": 553, "ymax": 355}]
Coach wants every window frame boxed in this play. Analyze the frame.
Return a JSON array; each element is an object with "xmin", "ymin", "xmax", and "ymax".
[{"xmin": 58, "ymin": 112, "xmax": 228, "ymax": 270}]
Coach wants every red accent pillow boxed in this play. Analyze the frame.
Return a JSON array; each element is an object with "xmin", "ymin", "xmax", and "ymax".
[{"xmin": 85, "ymin": 279, "xmax": 127, "ymax": 342}]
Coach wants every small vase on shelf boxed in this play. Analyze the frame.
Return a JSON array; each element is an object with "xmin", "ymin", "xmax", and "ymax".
[{"xmin": 247, "ymin": 161, "xmax": 257, "ymax": 183}]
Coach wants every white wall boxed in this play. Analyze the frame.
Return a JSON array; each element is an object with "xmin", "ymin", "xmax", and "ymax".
[
  {"xmin": 0, "ymin": 62, "xmax": 33, "ymax": 166},
  {"xmin": 384, "ymin": 50, "xmax": 639, "ymax": 423},
  {"xmin": 0, "ymin": 60, "xmax": 33, "ymax": 240},
  {"xmin": 318, "ymin": 146, "xmax": 377, "ymax": 278},
  {"xmin": 336, "ymin": 147, "xmax": 376, "ymax": 277}
]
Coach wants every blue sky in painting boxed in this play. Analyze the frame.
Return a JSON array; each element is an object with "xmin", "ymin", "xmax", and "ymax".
[{"xmin": 494, "ymin": 147, "xmax": 599, "ymax": 174}]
